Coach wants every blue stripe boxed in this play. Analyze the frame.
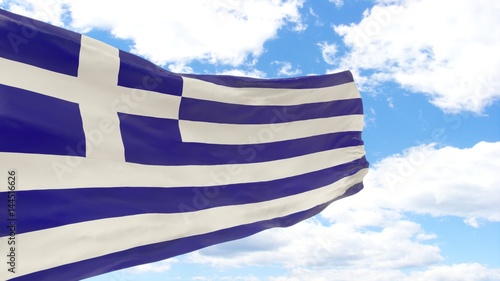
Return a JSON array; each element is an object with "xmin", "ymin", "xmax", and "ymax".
[
  {"xmin": 179, "ymin": 98, "xmax": 363, "ymax": 124},
  {"xmin": 118, "ymin": 50, "xmax": 183, "ymax": 96},
  {"xmin": 0, "ymin": 84, "xmax": 85, "ymax": 156},
  {"xmin": 183, "ymin": 70, "xmax": 354, "ymax": 89},
  {"xmin": 119, "ymin": 113, "xmax": 363, "ymax": 165},
  {"xmin": 0, "ymin": 9, "xmax": 81, "ymax": 76},
  {"xmin": 0, "ymin": 157, "xmax": 368, "ymax": 235},
  {"xmin": 8, "ymin": 184, "xmax": 362, "ymax": 281}
]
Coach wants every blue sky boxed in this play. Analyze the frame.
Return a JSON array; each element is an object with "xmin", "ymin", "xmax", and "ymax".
[{"xmin": 2, "ymin": 0, "xmax": 499, "ymax": 280}]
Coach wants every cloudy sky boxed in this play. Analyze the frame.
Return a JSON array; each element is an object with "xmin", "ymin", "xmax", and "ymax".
[{"xmin": 2, "ymin": 0, "xmax": 499, "ymax": 280}]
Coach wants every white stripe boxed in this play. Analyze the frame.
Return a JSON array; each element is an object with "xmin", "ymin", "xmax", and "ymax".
[
  {"xmin": 0, "ymin": 57, "xmax": 80, "ymax": 103},
  {"xmin": 180, "ymin": 114, "xmax": 364, "ymax": 145},
  {"xmin": 77, "ymin": 36, "xmax": 124, "ymax": 161},
  {"xmin": 120, "ymin": 86, "xmax": 181, "ymax": 119},
  {"xmin": 0, "ymin": 169, "xmax": 368, "ymax": 278},
  {"xmin": 0, "ymin": 145, "xmax": 365, "ymax": 190},
  {"xmin": 182, "ymin": 77, "xmax": 360, "ymax": 106}
]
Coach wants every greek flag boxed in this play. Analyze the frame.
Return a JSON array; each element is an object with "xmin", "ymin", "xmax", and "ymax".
[{"xmin": 0, "ymin": 9, "xmax": 369, "ymax": 281}]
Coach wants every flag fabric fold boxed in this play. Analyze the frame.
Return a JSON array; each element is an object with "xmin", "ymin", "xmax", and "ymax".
[{"xmin": 0, "ymin": 9, "xmax": 369, "ymax": 281}]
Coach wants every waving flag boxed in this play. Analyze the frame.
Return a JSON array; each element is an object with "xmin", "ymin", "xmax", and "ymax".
[{"xmin": 0, "ymin": 9, "xmax": 368, "ymax": 281}]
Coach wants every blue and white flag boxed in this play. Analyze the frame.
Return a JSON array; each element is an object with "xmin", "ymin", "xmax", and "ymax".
[{"xmin": 0, "ymin": 9, "xmax": 369, "ymax": 281}]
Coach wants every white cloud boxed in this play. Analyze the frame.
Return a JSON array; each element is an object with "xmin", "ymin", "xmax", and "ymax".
[
  {"xmin": 308, "ymin": 7, "xmax": 318, "ymax": 18},
  {"xmin": 308, "ymin": 7, "xmax": 326, "ymax": 27},
  {"xmin": 273, "ymin": 61, "xmax": 301, "ymax": 76},
  {"xmin": 192, "ymin": 276, "xmax": 260, "ymax": 281},
  {"xmin": 463, "ymin": 217, "xmax": 481, "ymax": 228},
  {"xmin": 406, "ymin": 263, "xmax": 500, "ymax": 281},
  {"xmin": 167, "ymin": 62, "xmax": 194, "ymax": 74},
  {"xmin": 270, "ymin": 263, "xmax": 500, "ymax": 281},
  {"xmin": 329, "ymin": 0, "xmax": 344, "ymax": 8},
  {"xmin": 387, "ymin": 96, "xmax": 394, "ymax": 108},
  {"xmin": 324, "ymin": 142, "xmax": 500, "ymax": 226},
  {"xmin": 317, "ymin": 41, "xmax": 338, "ymax": 65},
  {"xmin": 365, "ymin": 106, "xmax": 377, "ymax": 128},
  {"xmin": 61, "ymin": 0, "xmax": 304, "ymax": 66},
  {"xmin": 126, "ymin": 259, "xmax": 177, "ymax": 274},
  {"xmin": 291, "ymin": 20, "xmax": 307, "ymax": 33},
  {"xmin": 334, "ymin": 0, "xmax": 500, "ymax": 113},
  {"xmin": 188, "ymin": 217, "xmax": 442, "ymax": 270},
  {"xmin": 216, "ymin": 68, "xmax": 266, "ymax": 78},
  {"xmin": 3, "ymin": 0, "xmax": 68, "ymax": 26}
]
